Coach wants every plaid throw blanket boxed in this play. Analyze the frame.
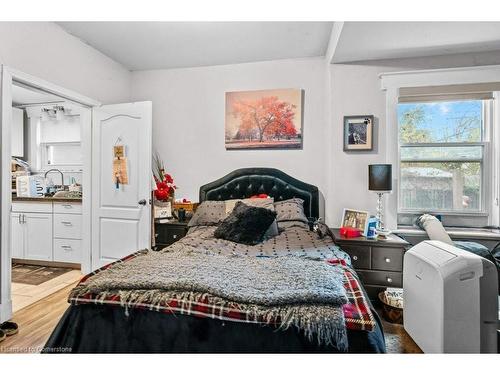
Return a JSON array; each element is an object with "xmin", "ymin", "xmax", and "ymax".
[
  {"xmin": 70, "ymin": 254, "xmax": 377, "ymax": 350},
  {"xmin": 71, "ymin": 249, "xmax": 349, "ymax": 349}
]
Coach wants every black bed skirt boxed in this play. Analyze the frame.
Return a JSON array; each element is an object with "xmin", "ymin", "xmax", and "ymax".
[{"xmin": 43, "ymin": 304, "xmax": 386, "ymax": 353}]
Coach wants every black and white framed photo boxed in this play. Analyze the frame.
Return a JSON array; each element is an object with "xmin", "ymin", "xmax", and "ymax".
[{"xmin": 343, "ymin": 115, "xmax": 374, "ymax": 151}]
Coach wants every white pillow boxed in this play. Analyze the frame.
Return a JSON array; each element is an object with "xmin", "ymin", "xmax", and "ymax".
[{"xmin": 416, "ymin": 214, "xmax": 453, "ymax": 245}]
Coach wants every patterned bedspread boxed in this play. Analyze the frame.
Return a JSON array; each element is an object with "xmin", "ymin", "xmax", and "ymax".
[{"xmin": 69, "ymin": 224, "xmax": 376, "ymax": 333}]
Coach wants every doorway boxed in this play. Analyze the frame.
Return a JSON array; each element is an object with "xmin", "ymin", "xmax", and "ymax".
[
  {"xmin": 0, "ymin": 66, "xmax": 98, "ymax": 322},
  {"xmin": 1, "ymin": 67, "xmax": 152, "ymax": 323}
]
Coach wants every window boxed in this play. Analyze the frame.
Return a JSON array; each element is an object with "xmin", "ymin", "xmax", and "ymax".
[
  {"xmin": 398, "ymin": 99, "xmax": 491, "ymax": 215},
  {"xmin": 41, "ymin": 142, "xmax": 82, "ymax": 168}
]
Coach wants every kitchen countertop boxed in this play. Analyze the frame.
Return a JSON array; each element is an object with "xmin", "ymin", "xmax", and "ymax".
[{"xmin": 12, "ymin": 195, "xmax": 82, "ymax": 203}]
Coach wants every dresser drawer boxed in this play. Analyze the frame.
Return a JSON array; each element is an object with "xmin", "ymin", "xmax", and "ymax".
[
  {"xmin": 339, "ymin": 245, "xmax": 371, "ymax": 269},
  {"xmin": 371, "ymin": 246, "xmax": 404, "ymax": 272},
  {"xmin": 357, "ymin": 270, "xmax": 403, "ymax": 287},
  {"xmin": 53, "ymin": 202, "xmax": 82, "ymax": 214},
  {"xmin": 54, "ymin": 214, "xmax": 82, "ymax": 239},
  {"xmin": 53, "ymin": 238, "xmax": 82, "ymax": 263},
  {"xmin": 155, "ymin": 225, "xmax": 187, "ymax": 245}
]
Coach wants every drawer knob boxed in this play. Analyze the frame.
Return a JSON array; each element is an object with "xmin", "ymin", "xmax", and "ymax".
[
  {"xmin": 61, "ymin": 221, "xmax": 73, "ymax": 226},
  {"xmin": 63, "ymin": 204, "xmax": 73, "ymax": 208},
  {"xmin": 386, "ymin": 277, "xmax": 393, "ymax": 283},
  {"xmin": 61, "ymin": 245, "xmax": 73, "ymax": 250},
  {"xmin": 352, "ymin": 255, "xmax": 358, "ymax": 261},
  {"xmin": 173, "ymin": 234, "xmax": 178, "ymax": 239},
  {"xmin": 385, "ymin": 257, "xmax": 391, "ymax": 263}
]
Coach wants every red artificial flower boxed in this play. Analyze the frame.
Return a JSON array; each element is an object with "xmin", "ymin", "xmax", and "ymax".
[{"xmin": 156, "ymin": 181, "xmax": 168, "ymax": 190}]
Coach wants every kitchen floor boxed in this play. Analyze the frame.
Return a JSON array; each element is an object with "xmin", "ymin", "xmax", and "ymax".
[{"xmin": 11, "ymin": 265, "xmax": 81, "ymax": 312}]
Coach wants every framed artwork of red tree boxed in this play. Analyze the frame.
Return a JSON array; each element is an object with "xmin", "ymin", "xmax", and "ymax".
[{"xmin": 225, "ymin": 88, "xmax": 303, "ymax": 150}]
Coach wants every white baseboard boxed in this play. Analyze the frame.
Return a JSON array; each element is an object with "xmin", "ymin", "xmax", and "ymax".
[{"xmin": 0, "ymin": 300, "xmax": 13, "ymax": 323}]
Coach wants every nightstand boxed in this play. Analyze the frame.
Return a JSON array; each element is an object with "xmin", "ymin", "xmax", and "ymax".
[
  {"xmin": 154, "ymin": 219, "xmax": 188, "ymax": 250},
  {"xmin": 331, "ymin": 229, "xmax": 410, "ymax": 299}
]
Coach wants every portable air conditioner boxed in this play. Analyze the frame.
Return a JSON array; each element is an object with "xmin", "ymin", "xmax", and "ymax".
[{"xmin": 403, "ymin": 240, "xmax": 498, "ymax": 353}]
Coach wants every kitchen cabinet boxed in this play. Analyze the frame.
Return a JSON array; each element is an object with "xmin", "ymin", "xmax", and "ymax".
[
  {"xmin": 11, "ymin": 213, "xmax": 24, "ymax": 259},
  {"xmin": 10, "ymin": 210, "xmax": 53, "ymax": 261},
  {"xmin": 53, "ymin": 238, "xmax": 82, "ymax": 263},
  {"xmin": 25, "ymin": 213, "xmax": 53, "ymax": 261},
  {"xmin": 11, "ymin": 200, "xmax": 82, "ymax": 264},
  {"xmin": 53, "ymin": 204, "xmax": 82, "ymax": 263}
]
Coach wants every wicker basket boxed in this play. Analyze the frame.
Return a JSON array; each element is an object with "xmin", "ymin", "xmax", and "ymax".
[{"xmin": 378, "ymin": 289, "xmax": 404, "ymax": 324}]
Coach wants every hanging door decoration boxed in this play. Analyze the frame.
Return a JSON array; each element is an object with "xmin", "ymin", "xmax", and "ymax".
[{"xmin": 113, "ymin": 141, "xmax": 129, "ymax": 188}]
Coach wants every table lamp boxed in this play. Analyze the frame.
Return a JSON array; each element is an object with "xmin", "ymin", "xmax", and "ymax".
[{"xmin": 368, "ymin": 164, "xmax": 392, "ymax": 232}]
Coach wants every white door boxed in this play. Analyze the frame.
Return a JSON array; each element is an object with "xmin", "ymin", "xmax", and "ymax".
[
  {"xmin": 10, "ymin": 213, "xmax": 24, "ymax": 259},
  {"xmin": 24, "ymin": 213, "xmax": 53, "ymax": 261},
  {"xmin": 92, "ymin": 102, "xmax": 152, "ymax": 270}
]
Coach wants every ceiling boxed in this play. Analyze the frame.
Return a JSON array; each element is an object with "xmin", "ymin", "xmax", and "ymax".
[
  {"xmin": 332, "ymin": 22, "xmax": 500, "ymax": 63},
  {"xmin": 12, "ymin": 84, "xmax": 64, "ymax": 106},
  {"xmin": 57, "ymin": 22, "xmax": 333, "ymax": 71}
]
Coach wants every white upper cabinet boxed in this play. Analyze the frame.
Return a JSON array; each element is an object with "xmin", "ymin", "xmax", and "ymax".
[{"xmin": 11, "ymin": 107, "xmax": 24, "ymax": 157}]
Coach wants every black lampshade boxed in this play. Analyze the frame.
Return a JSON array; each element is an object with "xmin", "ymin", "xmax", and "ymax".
[{"xmin": 368, "ymin": 164, "xmax": 392, "ymax": 191}]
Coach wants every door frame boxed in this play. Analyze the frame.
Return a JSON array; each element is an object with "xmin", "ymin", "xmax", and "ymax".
[{"xmin": 0, "ymin": 66, "xmax": 100, "ymax": 322}]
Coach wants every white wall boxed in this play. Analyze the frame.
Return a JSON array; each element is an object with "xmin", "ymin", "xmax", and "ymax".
[
  {"xmin": 131, "ymin": 57, "xmax": 329, "ymax": 212},
  {"xmin": 131, "ymin": 49, "xmax": 500, "ymax": 226},
  {"xmin": 0, "ymin": 22, "xmax": 131, "ymax": 104},
  {"xmin": 327, "ymin": 50, "xmax": 500, "ymax": 226},
  {"xmin": 4, "ymin": 22, "xmax": 500, "ymax": 227}
]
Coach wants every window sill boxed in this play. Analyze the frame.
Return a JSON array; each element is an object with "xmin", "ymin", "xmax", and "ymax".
[
  {"xmin": 398, "ymin": 211, "xmax": 489, "ymax": 217},
  {"xmin": 394, "ymin": 226, "xmax": 500, "ymax": 240}
]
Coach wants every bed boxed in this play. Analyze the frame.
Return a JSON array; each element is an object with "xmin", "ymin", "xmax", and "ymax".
[{"xmin": 43, "ymin": 168, "xmax": 386, "ymax": 353}]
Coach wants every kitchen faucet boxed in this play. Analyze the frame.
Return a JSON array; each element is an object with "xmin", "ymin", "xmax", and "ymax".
[{"xmin": 44, "ymin": 168, "xmax": 65, "ymax": 189}]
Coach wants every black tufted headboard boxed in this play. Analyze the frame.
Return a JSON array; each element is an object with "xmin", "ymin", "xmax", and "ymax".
[{"xmin": 199, "ymin": 168, "xmax": 319, "ymax": 218}]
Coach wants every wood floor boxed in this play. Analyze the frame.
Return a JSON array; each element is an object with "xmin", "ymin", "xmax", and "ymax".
[
  {"xmin": 12, "ymin": 269, "xmax": 81, "ymax": 312},
  {"xmin": 0, "ymin": 284, "xmax": 422, "ymax": 354},
  {"xmin": 376, "ymin": 307, "xmax": 423, "ymax": 353},
  {"xmin": 0, "ymin": 282, "xmax": 76, "ymax": 353}
]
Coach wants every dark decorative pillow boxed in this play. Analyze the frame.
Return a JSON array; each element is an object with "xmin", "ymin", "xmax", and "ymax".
[
  {"xmin": 224, "ymin": 198, "xmax": 279, "ymax": 239},
  {"xmin": 455, "ymin": 241, "xmax": 500, "ymax": 292},
  {"xmin": 214, "ymin": 201, "xmax": 277, "ymax": 245},
  {"xmin": 454, "ymin": 241, "xmax": 498, "ymax": 266}
]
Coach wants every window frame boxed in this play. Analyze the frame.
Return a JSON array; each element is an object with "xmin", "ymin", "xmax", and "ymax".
[
  {"xmin": 380, "ymin": 65, "xmax": 500, "ymax": 229},
  {"xmin": 397, "ymin": 99, "xmax": 492, "ymax": 218}
]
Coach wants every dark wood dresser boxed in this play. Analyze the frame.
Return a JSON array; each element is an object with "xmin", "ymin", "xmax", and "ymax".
[{"xmin": 331, "ymin": 228, "xmax": 410, "ymax": 299}]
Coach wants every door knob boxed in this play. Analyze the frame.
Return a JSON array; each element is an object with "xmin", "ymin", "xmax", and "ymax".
[{"xmin": 138, "ymin": 199, "xmax": 147, "ymax": 206}]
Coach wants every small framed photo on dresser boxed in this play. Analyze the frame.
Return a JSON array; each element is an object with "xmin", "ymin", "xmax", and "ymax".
[
  {"xmin": 341, "ymin": 208, "xmax": 369, "ymax": 236},
  {"xmin": 343, "ymin": 115, "xmax": 374, "ymax": 151}
]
